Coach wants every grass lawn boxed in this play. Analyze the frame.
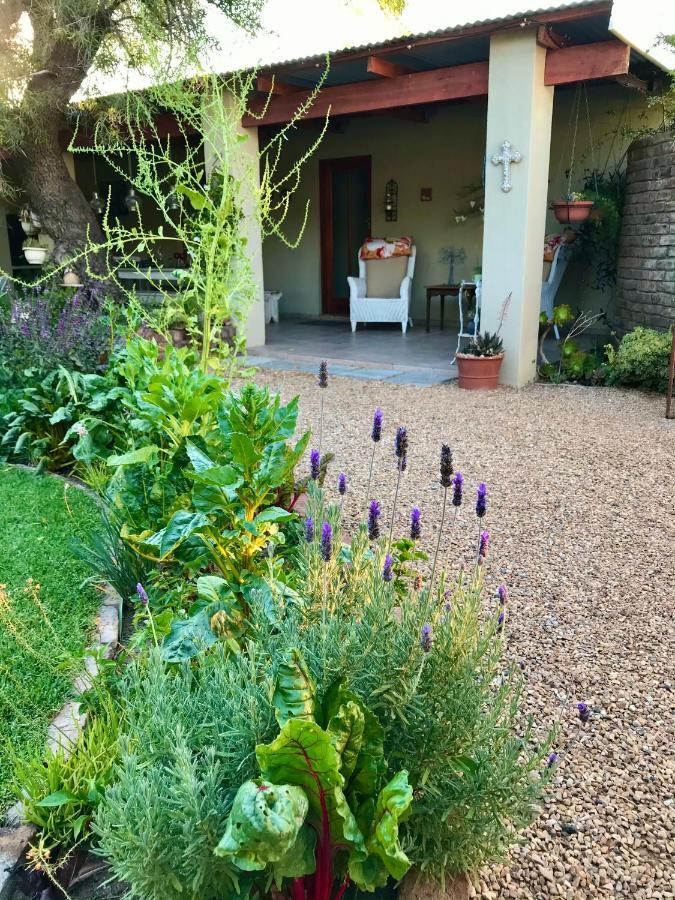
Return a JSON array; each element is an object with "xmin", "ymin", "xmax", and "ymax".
[{"xmin": 0, "ymin": 465, "xmax": 101, "ymax": 811}]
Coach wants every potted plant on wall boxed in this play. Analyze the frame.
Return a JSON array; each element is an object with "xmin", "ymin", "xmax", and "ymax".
[
  {"xmin": 456, "ymin": 293, "xmax": 511, "ymax": 390},
  {"xmin": 550, "ymin": 191, "xmax": 594, "ymax": 225},
  {"xmin": 22, "ymin": 237, "xmax": 49, "ymax": 265}
]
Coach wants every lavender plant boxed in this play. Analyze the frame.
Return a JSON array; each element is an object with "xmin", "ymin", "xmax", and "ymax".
[
  {"xmin": 0, "ymin": 283, "xmax": 108, "ymax": 380},
  {"xmin": 366, "ymin": 407, "xmax": 383, "ymax": 500}
]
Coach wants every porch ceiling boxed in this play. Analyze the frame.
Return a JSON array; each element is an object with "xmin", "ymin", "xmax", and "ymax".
[{"xmin": 243, "ymin": 3, "xmax": 662, "ymax": 128}]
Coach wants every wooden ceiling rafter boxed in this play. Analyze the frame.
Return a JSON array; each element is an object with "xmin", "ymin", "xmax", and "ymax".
[
  {"xmin": 366, "ymin": 56, "xmax": 417, "ymax": 78},
  {"xmin": 242, "ymin": 39, "xmax": 631, "ymax": 127}
]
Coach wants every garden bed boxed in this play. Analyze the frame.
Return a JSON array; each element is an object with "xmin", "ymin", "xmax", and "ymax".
[{"xmin": 0, "ymin": 466, "xmax": 102, "ymax": 812}]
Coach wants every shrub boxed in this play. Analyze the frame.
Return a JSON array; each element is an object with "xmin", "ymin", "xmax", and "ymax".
[
  {"xmin": 0, "ymin": 283, "xmax": 108, "ymax": 382},
  {"xmin": 12, "ymin": 704, "xmax": 120, "ymax": 851},
  {"xmin": 605, "ymin": 326, "xmax": 673, "ymax": 393},
  {"xmin": 95, "ymin": 485, "xmax": 552, "ymax": 896}
]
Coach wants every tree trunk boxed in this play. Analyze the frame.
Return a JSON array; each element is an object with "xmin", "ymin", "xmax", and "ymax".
[{"xmin": 11, "ymin": 106, "xmax": 104, "ymax": 273}]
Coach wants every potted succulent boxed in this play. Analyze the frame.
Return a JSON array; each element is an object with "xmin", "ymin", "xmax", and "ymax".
[
  {"xmin": 455, "ymin": 292, "xmax": 510, "ymax": 389},
  {"xmin": 22, "ymin": 237, "xmax": 48, "ymax": 265},
  {"xmin": 550, "ymin": 191, "xmax": 594, "ymax": 225}
]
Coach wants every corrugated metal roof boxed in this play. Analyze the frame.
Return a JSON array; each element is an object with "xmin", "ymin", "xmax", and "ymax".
[{"xmin": 249, "ymin": 0, "xmax": 607, "ymax": 71}]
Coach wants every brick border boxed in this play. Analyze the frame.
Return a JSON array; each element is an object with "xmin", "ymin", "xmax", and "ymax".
[{"xmin": 0, "ymin": 468, "xmax": 120, "ymax": 899}]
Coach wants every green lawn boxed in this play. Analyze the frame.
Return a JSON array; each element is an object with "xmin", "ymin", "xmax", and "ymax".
[{"xmin": 0, "ymin": 465, "xmax": 101, "ymax": 810}]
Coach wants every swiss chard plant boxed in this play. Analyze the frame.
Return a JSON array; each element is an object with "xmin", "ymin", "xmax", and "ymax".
[
  {"xmin": 0, "ymin": 366, "xmax": 126, "ymax": 472},
  {"xmin": 215, "ymin": 649, "xmax": 412, "ymax": 900},
  {"xmin": 135, "ymin": 383, "xmax": 309, "ymax": 580}
]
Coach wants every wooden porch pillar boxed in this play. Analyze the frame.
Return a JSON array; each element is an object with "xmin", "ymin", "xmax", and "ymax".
[
  {"xmin": 480, "ymin": 28, "xmax": 554, "ymax": 386},
  {"xmin": 202, "ymin": 90, "xmax": 266, "ymax": 349}
]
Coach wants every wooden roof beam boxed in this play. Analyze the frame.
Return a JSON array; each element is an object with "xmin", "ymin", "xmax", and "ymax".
[
  {"xmin": 544, "ymin": 39, "xmax": 629, "ymax": 85},
  {"xmin": 256, "ymin": 74, "xmax": 302, "ymax": 95},
  {"xmin": 243, "ymin": 40, "xmax": 630, "ymax": 127},
  {"xmin": 614, "ymin": 72, "xmax": 648, "ymax": 92},
  {"xmin": 366, "ymin": 56, "xmax": 417, "ymax": 78}
]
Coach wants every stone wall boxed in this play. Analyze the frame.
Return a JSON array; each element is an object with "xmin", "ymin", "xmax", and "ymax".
[{"xmin": 616, "ymin": 131, "xmax": 675, "ymax": 331}]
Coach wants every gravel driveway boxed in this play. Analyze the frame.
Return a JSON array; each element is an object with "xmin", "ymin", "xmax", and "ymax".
[{"xmin": 251, "ymin": 369, "xmax": 675, "ymax": 900}]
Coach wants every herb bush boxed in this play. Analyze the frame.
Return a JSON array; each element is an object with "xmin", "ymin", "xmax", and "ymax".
[
  {"xmin": 95, "ymin": 477, "xmax": 552, "ymax": 897},
  {"xmin": 0, "ymin": 283, "xmax": 109, "ymax": 382},
  {"xmin": 605, "ymin": 326, "xmax": 673, "ymax": 393}
]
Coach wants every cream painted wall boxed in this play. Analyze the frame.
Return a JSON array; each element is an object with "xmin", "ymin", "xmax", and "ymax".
[
  {"xmin": 263, "ymin": 101, "xmax": 488, "ymax": 323},
  {"xmin": 262, "ymin": 82, "xmax": 658, "ymax": 326}
]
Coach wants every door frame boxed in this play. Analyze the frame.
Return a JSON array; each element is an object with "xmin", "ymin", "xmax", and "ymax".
[{"xmin": 319, "ymin": 155, "xmax": 372, "ymax": 315}]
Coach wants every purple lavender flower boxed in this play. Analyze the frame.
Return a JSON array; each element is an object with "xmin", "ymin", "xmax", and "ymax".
[
  {"xmin": 304, "ymin": 516, "xmax": 315, "ymax": 543},
  {"xmin": 310, "ymin": 449, "xmax": 320, "ymax": 481},
  {"xmin": 547, "ymin": 752, "xmax": 558, "ymax": 768},
  {"xmin": 497, "ymin": 611, "xmax": 505, "ymax": 630},
  {"xmin": 338, "ymin": 473, "xmax": 347, "ymax": 496},
  {"xmin": 371, "ymin": 408, "xmax": 383, "ymax": 443},
  {"xmin": 577, "ymin": 702, "xmax": 590, "ymax": 724},
  {"xmin": 320, "ymin": 522, "xmax": 333, "ymax": 562},
  {"xmin": 382, "ymin": 554, "xmax": 393, "ymax": 582},
  {"xmin": 452, "ymin": 472, "xmax": 463, "ymax": 507},
  {"xmin": 394, "ymin": 426, "xmax": 408, "ymax": 469},
  {"xmin": 318, "ymin": 360, "xmax": 328, "ymax": 389},
  {"xmin": 136, "ymin": 583, "xmax": 149, "ymax": 607},
  {"xmin": 476, "ymin": 482, "xmax": 487, "ymax": 518},
  {"xmin": 420, "ymin": 623, "xmax": 433, "ymax": 653},
  {"xmin": 478, "ymin": 530, "xmax": 490, "ymax": 560},
  {"xmin": 497, "ymin": 584, "xmax": 508, "ymax": 604},
  {"xmin": 410, "ymin": 506, "xmax": 421, "ymax": 540},
  {"xmin": 368, "ymin": 500, "xmax": 381, "ymax": 540},
  {"xmin": 440, "ymin": 444, "xmax": 453, "ymax": 488}
]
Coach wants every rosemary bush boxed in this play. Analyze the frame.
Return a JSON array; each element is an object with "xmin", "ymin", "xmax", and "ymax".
[{"xmin": 95, "ymin": 485, "xmax": 552, "ymax": 895}]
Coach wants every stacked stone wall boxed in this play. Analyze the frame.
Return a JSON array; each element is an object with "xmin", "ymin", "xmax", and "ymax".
[{"xmin": 616, "ymin": 131, "xmax": 675, "ymax": 330}]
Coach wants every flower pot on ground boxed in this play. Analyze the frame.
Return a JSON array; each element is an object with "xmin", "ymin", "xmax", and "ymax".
[
  {"xmin": 456, "ymin": 326, "xmax": 506, "ymax": 390},
  {"xmin": 551, "ymin": 194, "xmax": 594, "ymax": 225}
]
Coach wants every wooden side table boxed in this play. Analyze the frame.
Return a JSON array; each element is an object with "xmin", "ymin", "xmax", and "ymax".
[{"xmin": 425, "ymin": 284, "xmax": 476, "ymax": 332}]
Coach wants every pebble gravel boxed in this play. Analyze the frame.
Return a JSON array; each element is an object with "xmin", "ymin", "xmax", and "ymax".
[{"xmin": 249, "ymin": 369, "xmax": 675, "ymax": 900}]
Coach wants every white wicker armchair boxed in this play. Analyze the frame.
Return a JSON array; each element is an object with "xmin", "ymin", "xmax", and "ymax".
[{"xmin": 347, "ymin": 246, "xmax": 416, "ymax": 333}]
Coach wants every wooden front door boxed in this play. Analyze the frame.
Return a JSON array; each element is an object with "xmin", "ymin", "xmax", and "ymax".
[{"xmin": 320, "ymin": 156, "xmax": 371, "ymax": 315}]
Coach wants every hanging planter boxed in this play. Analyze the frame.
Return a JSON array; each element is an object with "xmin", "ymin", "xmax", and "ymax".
[
  {"xmin": 551, "ymin": 195, "xmax": 594, "ymax": 225},
  {"xmin": 22, "ymin": 239, "xmax": 48, "ymax": 265}
]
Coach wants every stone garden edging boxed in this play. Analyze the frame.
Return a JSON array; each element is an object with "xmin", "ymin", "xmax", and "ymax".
[{"xmin": 0, "ymin": 467, "xmax": 121, "ymax": 899}]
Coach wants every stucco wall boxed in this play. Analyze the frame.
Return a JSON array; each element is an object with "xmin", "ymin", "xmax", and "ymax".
[
  {"xmin": 262, "ymin": 83, "xmax": 656, "ymax": 325},
  {"xmin": 615, "ymin": 131, "xmax": 675, "ymax": 331}
]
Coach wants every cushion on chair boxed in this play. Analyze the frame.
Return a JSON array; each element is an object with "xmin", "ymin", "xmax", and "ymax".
[{"xmin": 365, "ymin": 257, "xmax": 408, "ymax": 298}]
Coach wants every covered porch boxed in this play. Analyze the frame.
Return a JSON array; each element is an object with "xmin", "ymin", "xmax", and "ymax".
[{"xmin": 243, "ymin": 1, "xmax": 665, "ymax": 386}]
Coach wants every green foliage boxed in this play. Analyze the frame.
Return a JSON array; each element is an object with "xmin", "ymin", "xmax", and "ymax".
[
  {"xmin": 0, "ymin": 366, "xmax": 125, "ymax": 472},
  {"xmin": 12, "ymin": 705, "xmax": 120, "ymax": 849},
  {"xmin": 463, "ymin": 330, "xmax": 504, "ymax": 357},
  {"xmin": 95, "ymin": 486, "xmax": 551, "ymax": 892},
  {"xmin": 576, "ymin": 168, "xmax": 625, "ymax": 291},
  {"xmin": 133, "ymin": 382, "xmax": 308, "ymax": 583},
  {"xmin": 605, "ymin": 326, "xmax": 673, "ymax": 393},
  {"xmin": 0, "ymin": 466, "xmax": 101, "ymax": 811}
]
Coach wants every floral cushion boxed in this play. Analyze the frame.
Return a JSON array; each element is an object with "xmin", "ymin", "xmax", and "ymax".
[{"xmin": 359, "ymin": 236, "xmax": 413, "ymax": 260}]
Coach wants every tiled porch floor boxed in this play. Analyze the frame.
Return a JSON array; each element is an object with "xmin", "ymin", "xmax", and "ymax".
[{"xmin": 247, "ymin": 316, "xmax": 460, "ymax": 386}]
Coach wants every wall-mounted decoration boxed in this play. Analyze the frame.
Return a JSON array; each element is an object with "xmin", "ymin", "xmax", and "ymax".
[
  {"xmin": 420, "ymin": 187, "xmax": 432, "ymax": 202},
  {"xmin": 384, "ymin": 179, "xmax": 398, "ymax": 222},
  {"xmin": 491, "ymin": 140, "xmax": 522, "ymax": 193}
]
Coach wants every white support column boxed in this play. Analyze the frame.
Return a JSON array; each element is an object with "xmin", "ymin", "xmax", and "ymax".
[
  {"xmin": 480, "ymin": 29, "xmax": 554, "ymax": 387},
  {"xmin": 202, "ymin": 91, "xmax": 266, "ymax": 348}
]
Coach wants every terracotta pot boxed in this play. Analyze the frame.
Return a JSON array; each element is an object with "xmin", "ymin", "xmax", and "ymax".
[
  {"xmin": 456, "ymin": 352, "xmax": 504, "ymax": 390},
  {"xmin": 551, "ymin": 200, "xmax": 594, "ymax": 224},
  {"xmin": 169, "ymin": 326, "xmax": 189, "ymax": 347},
  {"xmin": 399, "ymin": 870, "xmax": 471, "ymax": 900}
]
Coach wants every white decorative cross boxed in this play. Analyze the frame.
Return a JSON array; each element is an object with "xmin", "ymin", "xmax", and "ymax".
[{"xmin": 491, "ymin": 140, "xmax": 522, "ymax": 193}]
